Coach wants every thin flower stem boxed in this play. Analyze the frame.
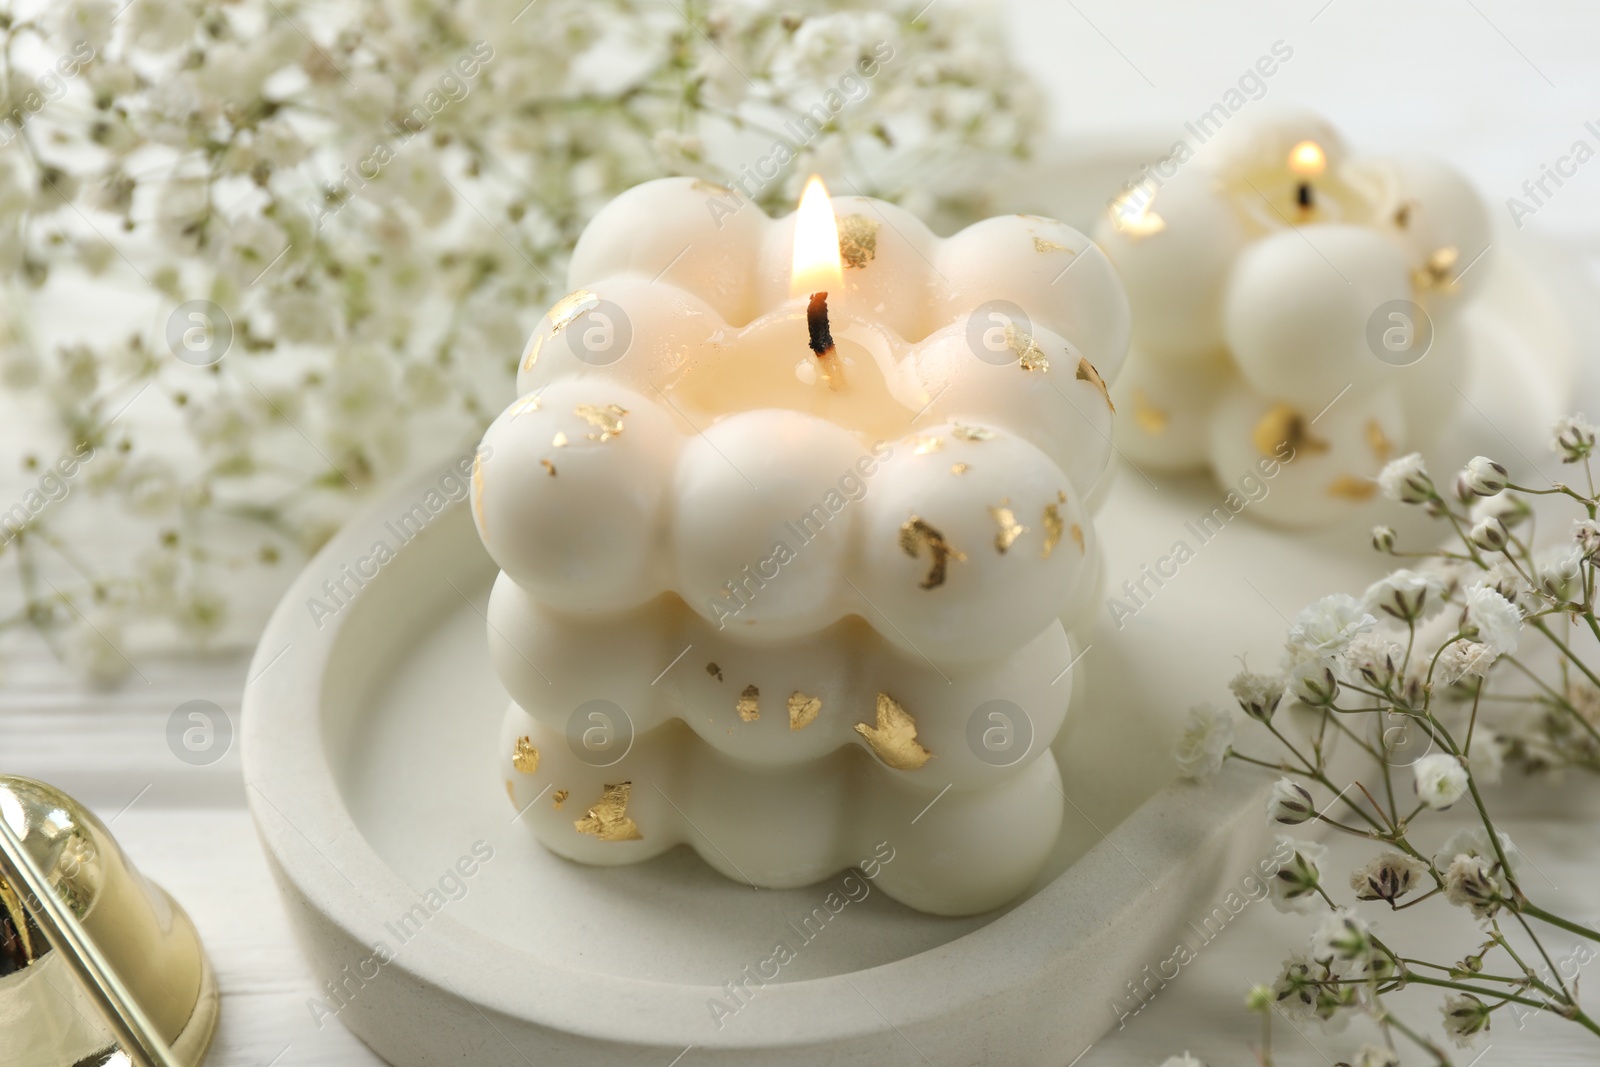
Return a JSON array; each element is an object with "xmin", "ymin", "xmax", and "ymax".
[
  {"xmin": 1533, "ymin": 618, "xmax": 1600, "ymax": 693},
  {"xmin": 1521, "ymin": 902, "xmax": 1600, "ymax": 944},
  {"xmin": 1395, "ymin": 974, "xmax": 1570, "ymax": 1018}
]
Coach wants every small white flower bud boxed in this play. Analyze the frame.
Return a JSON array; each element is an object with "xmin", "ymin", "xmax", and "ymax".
[
  {"xmin": 1441, "ymin": 993, "xmax": 1492, "ymax": 1047},
  {"xmin": 1550, "ymin": 414, "xmax": 1597, "ymax": 464},
  {"xmin": 1456, "ymin": 456, "xmax": 1508, "ymax": 498},
  {"xmin": 1469, "ymin": 516, "xmax": 1509, "ymax": 552},
  {"xmin": 1575, "ymin": 519, "xmax": 1600, "ymax": 563},
  {"xmin": 1267, "ymin": 777, "xmax": 1316, "ymax": 824},
  {"xmin": 1414, "ymin": 753, "xmax": 1469, "ymax": 809},
  {"xmin": 1370, "ymin": 525, "xmax": 1397, "ymax": 553},
  {"xmin": 1377, "ymin": 453, "xmax": 1434, "ymax": 504}
]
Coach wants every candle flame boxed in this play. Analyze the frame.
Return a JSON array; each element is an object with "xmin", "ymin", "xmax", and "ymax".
[
  {"xmin": 1288, "ymin": 140, "xmax": 1326, "ymax": 177},
  {"xmin": 791, "ymin": 175, "xmax": 843, "ymax": 297},
  {"xmin": 1109, "ymin": 182, "xmax": 1165, "ymax": 238}
]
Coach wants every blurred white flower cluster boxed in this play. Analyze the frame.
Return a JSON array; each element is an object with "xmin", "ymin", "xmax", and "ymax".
[
  {"xmin": 0, "ymin": 0, "xmax": 1043, "ymax": 682},
  {"xmin": 1172, "ymin": 426, "xmax": 1600, "ymax": 1063}
]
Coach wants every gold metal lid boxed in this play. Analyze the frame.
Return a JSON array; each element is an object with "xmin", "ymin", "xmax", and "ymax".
[{"xmin": 0, "ymin": 776, "xmax": 218, "ymax": 1067}]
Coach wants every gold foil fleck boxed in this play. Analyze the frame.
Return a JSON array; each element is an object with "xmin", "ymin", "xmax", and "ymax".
[
  {"xmin": 1076, "ymin": 358, "xmax": 1114, "ymax": 412},
  {"xmin": 913, "ymin": 435, "xmax": 944, "ymax": 455},
  {"xmin": 950, "ymin": 462, "xmax": 970, "ymax": 475},
  {"xmin": 574, "ymin": 402, "xmax": 628, "ymax": 442},
  {"xmin": 854, "ymin": 692, "xmax": 932, "ymax": 770},
  {"xmin": 838, "ymin": 214, "xmax": 879, "ymax": 269},
  {"xmin": 508, "ymin": 393, "xmax": 542, "ymax": 418},
  {"xmin": 788, "ymin": 691, "xmax": 822, "ymax": 731},
  {"xmin": 552, "ymin": 789, "xmax": 569, "ymax": 809},
  {"xmin": 1365, "ymin": 419, "xmax": 1393, "ymax": 462},
  {"xmin": 1252, "ymin": 402, "xmax": 1328, "ymax": 458},
  {"xmin": 899, "ymin": 515, "xmax": 967, "ymax": 590},
  {"xmin": 548, "ymin": 289, "xmax": 601, "ymax": 333},
  {"xmin": 707, "ymin": 662, "xmax": 723, "ymax": 681},
  {"xmin": 1041, "ymin": 503, "xmax": 1064, "ymax": 558},
  {"xmin": 504, "ymin": 780, "xmax": 515, "ymax": 806},
  {"xmin": 692, "ymin": 178, "xmax": 734, "ymax": 196},
  {"xmin": 1413, "ymin": 246, "xmax": 1460, "ymax": 291},
  {"xmin": 737, "ymin": 684, "xmax": 760, "ymax": 722},
  {"xmin": 989, "ymin": 503, "xmax": 1027, "ymax": 553},
  {"xmin": 1328, "ymin": 475, "xmax": 1378, "ymax": 500},
  {"xmin": 1033, "ymin": 236, "xmax": 1068, "ymax": 253},
  {"xmin": 471, "ymin": 451, "xmax": 487, "ymax": 531},
  {"xmin": 1393, "ymin": 200, "xmax": 1416, "ymax": 229},
  {"xmin": 1132, "ymin": 389, "xmax": 1169, "ymax": 436},
  {"xmin": 1006, "ymin": 322, "xmax": 1050, "ymax": 372},
  {"xmin": 1057, "ymin": 490, "xmax": 1068, "ymax": 504},
  {"xmin": 540, "ymin": 458, "xmax": 557, "ymax": 477},
  {"xmin": 520, "ymin": 334, "xmax": 546, "ymax": 374},
  {"xmin": 552, "ymin": 431, "xmax": 569, "ymax": 448},
  {"xmin": 512, "ymin": 735, "xmax": 540, "ymax": 775},
  {"xmin": 952, "ymin": 423, "xmax": 994, "ymax": 442},
  {"xmin": 1070, "ymin": 523, "xmax": 1085, "ymax": 553},
  {"xmin": 574, "ymin": 782, "xmax": 642, "ymax": 841}
]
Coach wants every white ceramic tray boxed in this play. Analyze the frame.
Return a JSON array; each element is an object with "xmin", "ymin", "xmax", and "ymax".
[{"xmin": 241, "ymin": 137, "xmax": 1592, "ymax": 1066}]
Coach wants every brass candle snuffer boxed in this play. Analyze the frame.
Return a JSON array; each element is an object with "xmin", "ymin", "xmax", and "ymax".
[{"xmin": 0, "ymin": 776, "xmax": 218, "ymax": 1067}]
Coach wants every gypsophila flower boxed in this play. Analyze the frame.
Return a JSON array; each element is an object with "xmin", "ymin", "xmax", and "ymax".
[
  {"xmin": 1175, "ymin": 703, "xmax": 1234, "ymax": 781},
  {"xmin": 1433, "ymin": 827, "xmax": 1520, "ymax": 875},
  {"xmin": 1575, "ymin": 519, "xmax": 1600, "ymax": 562},
  {"xmin": 1444, "ymin": 854, "xmax": 1506, "ymax": 919},
  {"xmin": 1267, "ymin": 778, "xmax": 1316, "ymax": 825},
  {"xmin": 1287, "ymin": 659, "xmax": 1339, "ymax": 707},
  {"xmin": 1550, "ymin": 413, "xmax": 1597, "ymax": 463},
  {"xmin": 1363, "ymin": 568, "xmax": 1446, "ymax": 621},
  {"xmin": 1534, "ymin": 544, "xmax": 1585, "ymax": 604},
  {"xmin": 1469, "ymin": 515, "xmax": 1510, "ymax": 552},
  {"xmin": 1310, "ymin": 908, "xmax": 1376, "ymax": 973},
  {"xmin": 1338, "ymin": 630, "xmax": 1403, "ymax": 689},
  {"xmin": 1349, "ymin": 851, "xmax": 1426, "ymax": 905},
  {"xmin": 1230, "ymin": 669, "xmax": 1286, "ymax": 723},
  {"xmin": 1270, "ymin": 835, "xmax": 1326, "ymax": 915},
  {"xmin": 1378, "ymin": 452, "xmax": 1434, "ymax": 504},
  {"xmin": 1287, "ymin": 594, "xmax": 1377, "ymax": 665},
  {"xmin": 1464, "ymin": 583, "xmax": 1522, "ymax": 656},
  {"xmin": 1457, "ymin": 456, "xmax": 1508, "ymax": 498},
  {"xmin": 1441, "ymin": 993, "xmax": 1492, "ymax": 1047},
  {"xmin": 1413, "ymin": 753, "xmax": 1469, "ymax": 809},
  {"xmin": 1435, "ymin": 640, "xmax": 1495, "ymax": 688}
]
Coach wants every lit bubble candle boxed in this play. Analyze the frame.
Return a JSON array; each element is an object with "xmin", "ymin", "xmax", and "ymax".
[{"xmin": 470, "ymin": 176, "xmax": 1129, "ymax": 915}]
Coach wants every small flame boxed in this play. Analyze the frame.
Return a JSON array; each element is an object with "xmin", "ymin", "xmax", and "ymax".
[
  {"xmin": 1109, "ymin": 183, "xmax": 1165, "ymax": 238},
  {"xmin": 791, "ymin": 175, "xmax": 843, "ymax": 297},
  {"xmin": 1288, "ymin": 140, "xmax": 1326, "ymax": 177}
]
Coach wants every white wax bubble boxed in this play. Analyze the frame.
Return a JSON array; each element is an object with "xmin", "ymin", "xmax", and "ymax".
[
  {"xmin": 1111, "ymin": 346, "xmax": 1235, "ymax": 474},
  {"xmin": 674, "ymin": 409, "xmax": 864, "ymax": 641},
  {"xmin": 1195, "ymin": 104, "xmax": 1350, "ymax": 182},
  {"xmin": 1358, "ymin": 154, "xmax": 1494, "ymax": 313},
  {"xmin": 474, "ymin": 379, "xmax": 676, "ymax": 610},
  {"xmin": 857, "ymin": 423, "xmax": 1087, "ymax": 664},
  {"xmin": 906, "ymin": 321, "xmax": 1113, "ymax": 500},
  {"xmin": 936, "ymin": 214, "xmax": 1130, "ymax": 383},
  {"xmin": 1095, "ymin": 168, "xmax": 1247, "ymax": 365},
  {"xmin": 567, "ymin": 177, "xmax": 768, "ymax": 324},
  {"xmin": 1224, "ymin": 224, "xmax": 1410, "ymax": 408},
  {"xmin": 1206, "ymin": 381, "xmax": 1407, "ymax": 529}
]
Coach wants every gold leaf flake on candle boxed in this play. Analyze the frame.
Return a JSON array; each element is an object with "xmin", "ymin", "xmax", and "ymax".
[
  {"xmin": 707, "ymin": 662, "xmax": 723, "ymax": 681},
  {"xmin": 913, "ymin": 435, "xmax": 944, "ymax": 455},
  {"xmin": 854, "ymin": 692, "xmax": 932, "ymax": 770},
  {"xmin": 548, "ymin": 289, "xmax": 600, "ymax": 333},
  {"xmin": 951, "ymin": 423, "xmax": 994, "ymax": 442},
  {"xmin": 1252, "ymin": 403, "xmax": 1328, "ymax": 458},
  {"xmin": 788, "ymin": 691, "xmax": 822, "ymax": 731},
  {"xmin": 1033, "ymin": 236, "xmax": 1068, "ymax": 253},
  {"xmin": 1328, "ymin": 475, "xmax": 1377, "ymax": 501},
  {"xmin": 520, "ymin": 334, "xmax": 546, "ymax": 374},
  {"xmin": 1132, "ymin": 389, "xmax": 1169, "ymax": 436},
  {"xmin": 1070, "ymin": 523, "xmax": 1085, "ymax": 553},
  {"xmin": 1076, "ymin": 358, "xmax": 1114, "ymax": 412},
  {"xmin": 512, "ymin": 735, "xmax": 540, "ymax": 774},
  {"xmin": 1058, "ymin": 489, "xmax": 1068, "ymax": 503},
  {"xmin": 838, "ymin": 214, "xmax": 879, "ymax": 269},
  {"xmin": 1006, "ymin": 322, "xmax": 1050, "ymax": 372},
  {"xmin": 504, "ymin": 780, "xmax": 515, "ymax": 805},
  {"xmin": 950, "ymin": 462, "xmax": 970, "ymax": 475},
  {"xmin": 737, "ymin": 684, "xmax": 760, "ymax": 722},
  {"xmin": 508, "ymin": 393, "xmax": 542, "ymax": 418},
  {"xmin": 1365, "ymin": 419, "xmax": 1393, "ymax": 462},
  {"xmin": 692, "ymin": 178, "xmax": 734, "ymax": 196},
  {"xmin": 471, "ymin": 450, "xmax": 487, "ymax": 530},
  {"xmin": 1393, "ymin": 200, "xmax": 1417, "ymax": 229},
  {"xmin": 552, "ymin": 789, "xmax": 569, "ymax": 810},
  {"xmin": 540, "ymin": 458, "xmax": 557, "ymax": 477},
  {"xmin": 574, "ymin": 782, "xmax": 642, "ymax": 841},
  {"xmin": 1041, "ymin": 503, "xmax": 1064, "ymax": 558},
  {"xmin": 552, "ymin": 431, "xmax": 569, "ymax": 448},
  {"xmin": 989, "ymin": 503, "xmax": 1027, "ymax": 553},
  {"xmin": 899, "ymin": 515, "xmax": 967, "ymax": 589},
  {"xmin": 574, "ymin": 402, "xmax": 628, "ymax": 442},
  {"xmin": 1413, "ymin": 246, "xmax": 1460, "ymax": 291}
]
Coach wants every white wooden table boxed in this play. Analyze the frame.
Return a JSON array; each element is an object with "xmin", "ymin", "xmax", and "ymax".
[{"xmin": 8, "ymin": 2, "xmax": 1600, "ymax": 1064}]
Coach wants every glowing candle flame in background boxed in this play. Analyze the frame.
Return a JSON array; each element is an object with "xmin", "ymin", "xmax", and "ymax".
[
  {"xmin": 791, "ymin": 175, "xmax": 844, "ymax": 297},
  {"xmin": 1288, "ymin": 140, "xmax": 1327, "ymax": 177}
]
